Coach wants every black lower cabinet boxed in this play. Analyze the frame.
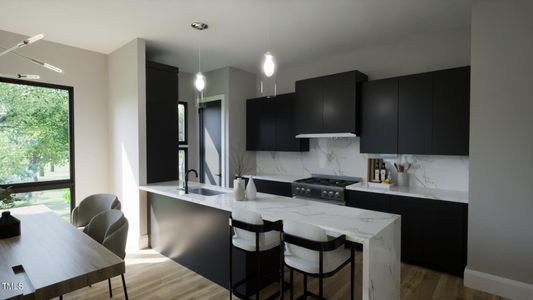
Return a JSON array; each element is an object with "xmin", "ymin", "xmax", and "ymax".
[
  {"xmin": 148, "ymin": 193, "xmax": 280, "ymax": 296},
  {"xmin": 245, "ymin": 178, "xmax": 293, "ymax": 197},
  {"xmin": 346, "ymin": 190, "xmax": 467, "ymax": 276}
]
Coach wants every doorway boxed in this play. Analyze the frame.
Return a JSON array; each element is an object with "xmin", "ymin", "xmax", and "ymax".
[{"xmin": 199, "ymin": 100, "xmax": 222, "ymax": 186}]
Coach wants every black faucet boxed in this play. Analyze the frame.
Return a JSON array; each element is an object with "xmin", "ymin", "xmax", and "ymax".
[{"xmin": 184, "ymin": 169, "xmax": 198, "ymax": 194}]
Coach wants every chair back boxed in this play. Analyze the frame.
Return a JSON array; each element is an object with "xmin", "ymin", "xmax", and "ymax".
[
  {"xmin": 72, "ymin": 194, "xmax": 121, "ymax": 227},
  {"xmin": 232, "ymin": 208, "xmax": 264, "ymax": 241},
  {"xmin": 283, "ymin": 219, "xmax": 328, "ymax": 262},
  {"xmin": 84, "ymin": 209, "xmax": 129, "ymax": 259}
]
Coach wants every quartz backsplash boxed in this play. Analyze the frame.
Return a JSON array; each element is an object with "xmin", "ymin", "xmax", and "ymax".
[{"xmin": 255, "ymin": 138, "xmax": 469, "ymax": 192}]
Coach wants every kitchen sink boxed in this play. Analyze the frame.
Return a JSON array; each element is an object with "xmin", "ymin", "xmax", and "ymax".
[{"xmin": 187, "ymin": 187, "xmax": 225, "ymax": 196}]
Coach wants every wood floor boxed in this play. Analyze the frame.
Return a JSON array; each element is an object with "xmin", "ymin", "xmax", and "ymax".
[{"xmin": 66, "ymin": 249, "xmax": 507, "ymax": 300}]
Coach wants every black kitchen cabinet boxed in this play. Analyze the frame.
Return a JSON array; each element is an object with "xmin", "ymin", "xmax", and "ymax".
[
  {"xmin": 346, "ymin": 190, "xmax": 468, "ymax": 276},
  {"xmin": 146, "ymin": 61, "xmax": 179, "ymax": 183},
  {"xmin": 360, "ymin": 78, "xmax": 399, "ymax": 154},
  {"xmin": 360, "ymin": 66, "xmax": 470, "ymax": 156},
  {"xmin": 421, "ymin": 199, "xmax": 468, "ymax": 275},
  {"xmin": 295, "ymin": 77, "xmax": 323, "ymax": 134},
  {"xmin": 295, "ymin": 71, "xmax": 368, "ymax": 135},
  {"xmin": 432, "ymin": 67, "xmax": 470, "ymax": 155},
  {"xmin": 246, "ymin": 93, "xmax": 309, "ymax": 152},
  {"xmin": 398, "ymin": 73, "xmax": 433, "ymax": 154},
  {"xmin": 345, "ymin": 190, "xmax": 391, "ymax": 212},
  {"xmin": 246, "ymin": 97, "xmax": 276, "ymax": 151},
  {"xmin": 389, "ymin": 196, "xmax": 424, "ymax": 264},
  {"xmin": 244, "ymin": 178, "xmax": 293, "ymax": 197}
]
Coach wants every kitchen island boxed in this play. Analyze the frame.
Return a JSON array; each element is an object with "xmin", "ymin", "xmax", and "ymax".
[{"xmin": 140, "ymin": 181, "xmax": 401, "ymax": 300}]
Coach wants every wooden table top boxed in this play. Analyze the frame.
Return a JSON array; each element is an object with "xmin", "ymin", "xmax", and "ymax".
[{"xmin": 0, "ymin": 205, "xmax": 125, "ymax": 300}]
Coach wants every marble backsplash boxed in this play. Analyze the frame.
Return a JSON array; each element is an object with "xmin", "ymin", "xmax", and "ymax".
[{"xmin": 255, "ymin": 138, "xmax": 469, "ymax": 192}]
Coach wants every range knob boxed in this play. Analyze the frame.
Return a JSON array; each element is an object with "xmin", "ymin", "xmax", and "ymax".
[
  {"xmin": 306, "ymin": 188, "xmax": 311, "ymax": 194},
  {"xmin": 295, "ymin": 187, "xmax": 301, "ymax": 192},
  {"xmin": 322, "ymin": 190, "xmax": 328, "ymax": 197},
  {"xmin": 328, "ymin": 191, "xmax": 334, "ymax": 197},
  {"xmin": 334, "ymin": 192, "xmax": 340, "ymax": 198}
]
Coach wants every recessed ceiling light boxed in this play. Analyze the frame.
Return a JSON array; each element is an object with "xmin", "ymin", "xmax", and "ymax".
[{"xmin": 191, "ymin": 22, "xmax": 208, "ymax": 31}]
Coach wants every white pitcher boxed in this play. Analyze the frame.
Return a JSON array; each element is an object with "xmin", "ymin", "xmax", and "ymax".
[{"xmin": 246, "ymin": 176, "xmax": 257, "ymax": 201}]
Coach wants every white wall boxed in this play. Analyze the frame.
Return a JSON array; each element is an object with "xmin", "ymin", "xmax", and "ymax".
[
  {"xmin": 465, "ymin": 1, "xmax": 533, "ymax": 298},
  {"xmin": 108, "ymin": 38, "xmax": 147, "ymax": 249},
  {"xmin": 255, "ymin": 28, "xmax": 471, "ymax": 191},
  {"xmin": 0, "ymin": 29, "xmax": 110, "ymax": 202},
  {"xmin": 228, "ymin": 67, "xmax": 257, "ymax": 185}
]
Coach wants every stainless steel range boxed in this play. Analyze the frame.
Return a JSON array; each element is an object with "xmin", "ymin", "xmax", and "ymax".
[{"xmin": 292, "ymin": 174, "xmax": 361, "ymax": 204}]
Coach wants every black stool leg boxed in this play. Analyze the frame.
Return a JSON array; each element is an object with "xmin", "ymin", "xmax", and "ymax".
[
  {"xmin": 229, "ymin": 227, "xmax": 233, "ymax": 300},
  {"xmin": 290, "ymin": 269, "xmax": 294, "ymax": 300},
  {"xmin": 256, "ymin": 232, "xmax": 260, "ymax": 300},
  {"xmin": 108, "ymin": 278, "xmax": 112, "ymax": 297},
  {"xmin": 351, "ymin": 245, "xmax": 355, "ymax": 300},
  {"xmin": 319, "ymin": 251, "xmax": 324, "ymax": 299},
  {"xmin": 59, "ymin": 296, "xmax": 63, "ymax": 300},
  {"xmin": 121, "ymin": 274, "xmax": 128, "ymax": 300},
  {"xmin": 303, "ymin": 273, "xmax": 307, "ymax": 297}
]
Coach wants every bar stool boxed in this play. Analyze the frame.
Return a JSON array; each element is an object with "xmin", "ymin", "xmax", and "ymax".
[
  {"xmin": 281, "ymin": 220, "xmax": 355, "ymax": 300},
  {"xmin": 229, "ymin": 208, "xmax": 283, "ymax": 300}
]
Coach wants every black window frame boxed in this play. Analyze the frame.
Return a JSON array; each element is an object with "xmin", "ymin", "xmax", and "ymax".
[
  {"xmin": 178, "ymin": 101, "xmax": 188, "ymax": 181},
  {"xmin": 0, "ymin": 77, "xmax": 76, "ymax": 211},
  {"xmin": 178, "ymin": 101, "xmax": 188, "ymax": 145}
]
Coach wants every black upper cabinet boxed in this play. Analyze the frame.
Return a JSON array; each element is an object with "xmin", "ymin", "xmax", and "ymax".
[
  {"xmin": 295, "ymin": 77, "xmax": 323, "ymax": 134},
  {"xmin": 432, "ymin": 67, "xmax": 470, "ymax": 155},
  {"xmin": 360, "ymin": 66, "xmax": 470, "ymax": 156},
  {"xmin": 360, "ymin": 78, "xmax": 399, "ymax": 154},
  {"xmin": 295, "ymin": 71, "xmax": 367, "ymax": 135},
  {"xmin": 246, "ymin": 93, "xmax": 309, "ymax": 152},
  {"xmin": 246, "ymin": 98, "xmax": 276, "ymax": 151},
  {"xmin": 146, "ymin": 61, "xmax": 179, "ymax": 183},
  {"xmin": 398, "ymin": 73, "xmax": 433, "ymax": 154}
]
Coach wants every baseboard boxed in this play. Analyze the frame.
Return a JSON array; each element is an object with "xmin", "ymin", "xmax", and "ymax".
[
  {"xmin": 464, "ymin": 267, "xmax": 533, "ymax": 300},
  {"xmin": 138, "ymin": 234, "xmax": 150, "ymax": 249}
]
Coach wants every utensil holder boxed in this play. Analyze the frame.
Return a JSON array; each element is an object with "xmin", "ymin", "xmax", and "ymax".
[{"xmin": 397, "ymin": 172, "xmax": 409, "ymax": 187}]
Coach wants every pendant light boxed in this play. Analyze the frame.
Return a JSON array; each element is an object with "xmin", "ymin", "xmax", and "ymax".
[
  {"xmin": 260, "ymin": 0, "xmax": 277, "ymax": 97},
  {"xmin": 262, "ymin": 52, "xmax": 275, "ymax": 77},
  {"xmin": 191, "ymin": 22, "xmax": 208, "ymax": 95},
  {"xmin": 0, "ymin": 33, "xmax": 63, "ymax": 80}
]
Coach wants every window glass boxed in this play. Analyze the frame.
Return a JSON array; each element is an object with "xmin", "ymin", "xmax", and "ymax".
[{"xmin": 0, "ymin": 82, "xmax": 70, "ymax": 185}]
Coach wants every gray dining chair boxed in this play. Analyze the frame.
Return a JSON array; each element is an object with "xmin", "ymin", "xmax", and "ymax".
[
  {"xmin": 83, "ymin": 209, "xmax": 129, "ymax": 300},
  {"xmin": 71, "ymin": 194, "xmax": 121, "ymax": 228}
]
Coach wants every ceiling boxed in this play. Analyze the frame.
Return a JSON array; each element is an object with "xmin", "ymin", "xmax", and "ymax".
[{"xmin": 0, "ymin": 0, "xmax": 472, "ymax": 74}]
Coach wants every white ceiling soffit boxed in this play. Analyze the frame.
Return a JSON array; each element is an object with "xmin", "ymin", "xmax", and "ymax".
[{"xmin": 0, "ymin": 0, "xmax": 472, "ymax": 74}]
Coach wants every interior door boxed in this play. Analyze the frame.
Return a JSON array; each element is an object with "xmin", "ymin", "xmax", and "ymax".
[{"xmin": 200, "ymin": 100, "xmax": 222, "ymax": 186}]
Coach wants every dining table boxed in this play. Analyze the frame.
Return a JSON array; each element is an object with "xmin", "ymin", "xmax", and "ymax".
[{"xmin": 0, "ymin": 205, "xmax": 125, "ymax": 300}]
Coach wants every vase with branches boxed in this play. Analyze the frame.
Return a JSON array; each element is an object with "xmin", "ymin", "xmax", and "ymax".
[{"xmin": 0, "ymin": 186, "xmax": 17, "ymax": 210}]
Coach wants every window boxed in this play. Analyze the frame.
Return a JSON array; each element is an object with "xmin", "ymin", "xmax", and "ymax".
[
  {"xmin": 178, "ymin": 101, "xmax": 188, "ymax": 181},
  {"xmin": 0, "ymin": 78, "xmax": 74, "ymax": 220}
]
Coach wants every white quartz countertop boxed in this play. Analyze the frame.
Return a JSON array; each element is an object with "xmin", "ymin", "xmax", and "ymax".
[
  {"xmin": 242, "ymin": 173, "xmax": 306, "ymax": 183},
  {"xmin": 139, "ymin": 181, "xmax": 400, "ymax": 244},
  {"xmin": 346, "ymin": 182, "xmax": 469, "ymax": 204}
]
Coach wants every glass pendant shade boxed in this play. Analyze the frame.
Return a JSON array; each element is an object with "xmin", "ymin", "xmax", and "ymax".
[
  {"xmin": 262, "ymin": 52, "xmax": 275, "ymax": 77},
  {"xmin": 194, "ymin": 72, "xmax": 206, "ymax": 92}
]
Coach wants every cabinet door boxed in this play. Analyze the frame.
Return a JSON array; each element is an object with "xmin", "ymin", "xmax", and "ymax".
[
  {"xmin": 146, "ymin": 63, "xmax": 179, "ymax": 183},
  {"xmin": 274, "ymin": 94, "xmax": 309, "ymax": 152},
  {"xmin": 389, "ymin": 196, "xmax": 424, "ymax": 264},
  {"xmin": 398, "ymin": 73, "xmax": 433, "ymax": 154},
  {"xmin": 295, "ymin": 77, "xmax": 323, "ymax": 134},
  {"xmin": 322, "ymin": 72, "xmax": 357, "ymax": 133},
  {"xmin": 246, "ymin": 178, "xmax": 293, "ymax": 197},
  {"xmin": 432, "ymin": 67, "xmax": 470, "ymax": 155},
  {"xmin": 346, "ymin": 190, "xmax": 390, "ymax": 212},
  {"xmin": 360, "ymin": 79, "xmax": 399, "ymax": 154},
  {"xmin": 422, "ymin": 200, "xmax": 467, "ymax": 275},
  {"xmin": 246, "ymin": 99, "xmax": 261, "ymax": 151}
]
